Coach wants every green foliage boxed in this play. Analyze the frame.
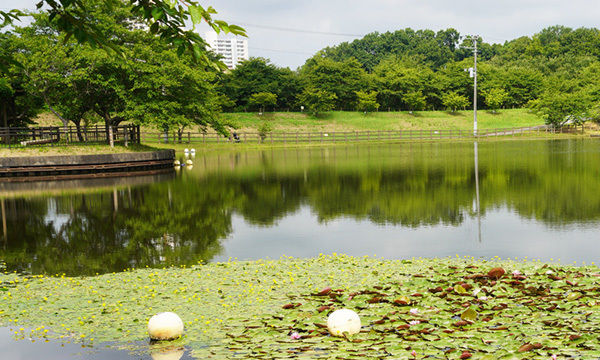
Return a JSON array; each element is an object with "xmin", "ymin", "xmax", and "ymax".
[
  {"xmin": 442, "ymin": 92, "xmax": 470, "ymax": 113},
  {"xmin": 528, "ymin": 90, "xmax": 590, "ymax": 126},
  {"xmin": 404, "ymin": 91, "xmax": 427, "ymax": 112},
  {"xmin": 2, "ymin": 255, "xmax": 600, "ymax": 358},
  {"xmin": 257, "ymin": 120, "xmax": 273, "ymax": 141},
  {"xmin": 5, "ymin": 0, "xmax": 225, "ymax": 135},
  {"xmin": 482, "ymin": 88, "xmax": 509, "ymax": 112},
  {"xmin": 297, "ymin": 87, "xmax": 337, "ymax": 117},
  {"xmin": 314, "ymin": 28, "xmax": 468, "ymax": 72},
  {"xmin": 2, "ymin": 0, "xmax": 246, "ymax": 68},
  {"xmin": 249, "ymin": 92, "xmax": 278, "ymax": 113},
  {"xmin": 355, "ymin": 90, "xmax": 379, "ymax": 113},
  {"xmin": 219, "ymin": 58, "xmax": 300, "ymax": 111},
  {"xmin": 301, "ymin": 58, "xmax": 369, "ymax": 110}
]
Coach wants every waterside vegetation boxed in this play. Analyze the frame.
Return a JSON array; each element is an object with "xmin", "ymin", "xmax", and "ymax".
[{"xmin": 2, "ymin": 255, "xmax": 600, "ymax": 359}]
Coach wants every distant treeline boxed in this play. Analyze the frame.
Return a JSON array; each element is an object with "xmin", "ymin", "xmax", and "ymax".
[
  {"xmin": 1, "ymin": 0, "xmax": 599, "ymax": 136},
  {"xmin": 219, "ymin": 26, "xmax": 600, "ymax": 125}
]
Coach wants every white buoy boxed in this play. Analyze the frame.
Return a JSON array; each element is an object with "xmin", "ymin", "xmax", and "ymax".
[
  {"xmin": 185, "ymin": 159, "xmax": 193, "ymax": 166},
  {"xmin": 327, "ymin": 309, "xmax": 361, "ymax": 337},
  {"xmin": 148, "ymin": 312, "xmax": 184, "ymax": 341},
  {"xmin": 190, "ymin": 149, "xmax": 196, "ymax": 153},
  {"xmin": 184, "ymin": 148, "xmax": 189, "ymax": 153},
  {"xmin": 173, "ymin": 160, "xmax": 180, "ymax": 166}
]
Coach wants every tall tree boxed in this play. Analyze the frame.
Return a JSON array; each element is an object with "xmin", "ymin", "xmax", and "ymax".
[
  {"xmin": 301, "ymin": 58, "xmax": 369, "ymax": 110},
  {"xmin": 1, "ymin": 0, "xmax": 246, "ymax": 69},
  {"xmin": 11, "ymin": 0, "xmax": 226, "ymax": 137}
]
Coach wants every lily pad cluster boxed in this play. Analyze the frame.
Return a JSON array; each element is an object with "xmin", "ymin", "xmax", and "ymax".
[{"xmin": 2, "ymin": 255, "xmax": 600, "ymax": 359}]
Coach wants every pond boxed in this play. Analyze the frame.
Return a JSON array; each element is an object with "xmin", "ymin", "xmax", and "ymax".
[
  {"xmin": 1, "ymin": 139, "xmax": 600, "ymax": 358},
  {"xmin": 2, "ymin": 139, "xmax": 600, "ymax": 277}
]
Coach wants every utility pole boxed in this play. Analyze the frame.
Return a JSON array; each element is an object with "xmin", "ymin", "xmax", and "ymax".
[{"xmin": 464, "ymin": 36, "xmax": 479, "ymax": 136}]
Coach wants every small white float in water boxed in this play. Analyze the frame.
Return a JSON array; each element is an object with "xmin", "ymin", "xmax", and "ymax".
[
  {"xmin": 327, "ymin": 309, "xmax": 361, "ymax": 337},
  {"xmin": 173, "ymin": 160, "xmax": 180, "ymax": 166},
  {"xmin": 185, "ymin": 159, "xmax": 193, "ymax": 166},
  {"xmin": 190, "ymin": 148, "xmax": 196, "ymax": 153},
  {"xmin": 184, "ymin": 148, "xmax": 189, "ymax": 153},
  {"xmin": 148, "ymin": 312, "xmax": 184, "ymax": 341}
]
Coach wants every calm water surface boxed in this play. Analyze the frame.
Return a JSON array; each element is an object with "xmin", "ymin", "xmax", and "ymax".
[
  {"xmin": 2, "ymin": 139, "xmax": 600, "ymax": 275},
  {"xmin": 1, "ymin": 139, "xmax": 600, "ymax": 358}
]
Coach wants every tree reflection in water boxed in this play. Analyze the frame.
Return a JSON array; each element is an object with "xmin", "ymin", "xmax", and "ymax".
[{"xmin": 2, "ymin": 139, "xmax": 600, "ymax": 276}]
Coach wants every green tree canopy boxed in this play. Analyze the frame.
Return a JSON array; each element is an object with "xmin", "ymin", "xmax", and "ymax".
[
  {"xmin": 297, "ymin": 87, "xmax": 337, "ymax": 117},
  {"xmin": 355, "ymin": 90, "xmax": 379, "ymax": 113},
  {"xmin": 2, "ymin": 0, "xmax": 246, "ymax": 68},
  {"xmin": 249, "ymin": 92, "xmax": 278, "ymax": 113},
  {"xmin": 7, "ymin": 0, "xmax": 226, "ymax": 135},
  {"xmin": 442, "ymin": 92, "xmax": 469, "ymax": 113}
]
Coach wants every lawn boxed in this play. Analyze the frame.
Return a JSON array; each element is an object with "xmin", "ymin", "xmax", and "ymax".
[{"xmin": 221, "ymin": 109, "xmax": 543, "ymax": 133}]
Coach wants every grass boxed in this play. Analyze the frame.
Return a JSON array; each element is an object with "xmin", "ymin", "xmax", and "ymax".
[
  {"xmin": 221, "ymin": 109, "xmax": 543, "ymax": 133},
  {"xmin": 6, "ymin": 109, "xmax": 597, "ymax": 155},
  {"xmin": 29, "ymin": 109, "xmax": 543, "ymax": 134},
  {"xmin": 0, "ymin": 143, "xmax": 162, "ymax": 158}
]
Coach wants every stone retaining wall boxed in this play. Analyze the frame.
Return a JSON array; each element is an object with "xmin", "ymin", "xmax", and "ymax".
[{"xmin": 0, "ymin": 150, "xmax": 175, "ymax": 179}]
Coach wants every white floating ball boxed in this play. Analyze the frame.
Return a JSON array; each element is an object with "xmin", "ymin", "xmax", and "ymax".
[
  {"xmin": 184, "ymin": 148, "xmax": 189, "ymax": 153},
  {"xmin": 327, "ymin": 309, "xmax": 361, "ymax": 337},
  {"xmin": 148, "ymin": 312, "xmax": 184, "ymax": 341},
  {"xmin": 185, "ymin": 159, "xmax": 193, "ymax": 166},
  {"xmin": 173, "ymin": 160, "xmax": 180, "ymax": 166},
  {"xmin": 190, "ymin": 149, "xmax": 196, "ymax": 153}
]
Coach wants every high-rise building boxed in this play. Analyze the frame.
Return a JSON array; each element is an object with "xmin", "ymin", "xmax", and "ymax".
[{"xmin": 204, "ymin": 31, "xmax": 249, "ymax": 69}]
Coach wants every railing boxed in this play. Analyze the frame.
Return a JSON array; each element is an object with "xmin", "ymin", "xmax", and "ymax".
[
  {"xmin": 0, "ymin": 125, "xmax": 140, "ymax": 148},
  {"xmin": 141, "ymin": 125, "xmax": 565, "ymax": 145},
  {"xmin": 2, "ymin": 123, "xmax": 598, "ymax": 148}
]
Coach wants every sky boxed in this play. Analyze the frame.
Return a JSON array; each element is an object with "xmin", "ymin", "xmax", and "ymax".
[{"xmin": 3, "ymin": 0, "xmax": 599, "ymax": 69}]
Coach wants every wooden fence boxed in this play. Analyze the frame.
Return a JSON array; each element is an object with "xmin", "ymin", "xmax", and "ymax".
[
  {"xmin": 142, "ymin": 125, "xmax": 575, "ymax": 145},
  {"xmin": 1, "ymin": 123, "xmax": 598, "ymax": 148},
  {"xmin": 0, "ymin": 125, "xmax": 140, "ymax": 149}
]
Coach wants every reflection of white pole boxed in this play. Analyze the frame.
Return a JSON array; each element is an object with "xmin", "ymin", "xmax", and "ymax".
[
  {"xmin": 474, "ymin": 141, "xmax": 481, "ymax": 243},
  {"xmin": 1, "ymin": 198, "xmax": 6, "ymax": 244}
]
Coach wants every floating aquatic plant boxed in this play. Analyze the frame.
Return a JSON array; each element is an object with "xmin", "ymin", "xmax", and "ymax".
[{"xmin": 2, "ymin": 254, "xmax": 600, "ymax": 358}]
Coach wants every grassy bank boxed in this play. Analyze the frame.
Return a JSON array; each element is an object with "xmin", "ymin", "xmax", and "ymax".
[
  {"xmin": 222, "ymin": 109, "xmax": 542, "ymax": 133},
  {"xmin": 7, "ymin": 109, "xmax": 595, "ymax": 155},
  {"xmin": 32, "ymin": 109, "xmax": 542, "ymax": 134},
  {"xmin": 0, "ymin": 143, "xmax": 160, "ymax": 158},
  {"xmin": 1, "ymin": 255, "xmax": 598, "ymax": 359}
]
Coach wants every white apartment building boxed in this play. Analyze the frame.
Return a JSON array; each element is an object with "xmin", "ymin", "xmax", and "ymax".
[{"xmin": 204, "ymin": 31, "xmax": 249, "ymax": 69}]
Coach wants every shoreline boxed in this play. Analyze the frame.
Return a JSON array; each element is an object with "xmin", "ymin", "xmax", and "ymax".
[{"xmin": 0, "ymin": 150, "xmax": 175, "ymax": 180}]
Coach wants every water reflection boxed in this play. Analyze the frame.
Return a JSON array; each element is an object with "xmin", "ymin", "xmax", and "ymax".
[
  {"xmin": 0, "ymin": 326, "xmax": 194, "ymax": 360},
  {"xmin": 2, "ymin": 139, "xmax": 600, "ymax": 275}
]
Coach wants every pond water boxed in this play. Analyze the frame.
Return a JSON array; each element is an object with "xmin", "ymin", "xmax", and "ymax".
[
  {"xmin": 2, "ymin": 139, "xmax": 600, "ymax": 276},
  {"xmin": 2, "ymin": 139, "xmax": 600, "ymax": 358}
]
